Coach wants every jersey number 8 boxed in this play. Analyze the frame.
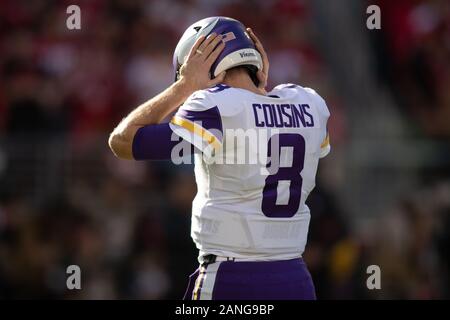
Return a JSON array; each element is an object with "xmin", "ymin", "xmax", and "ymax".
[{"xmin": 262, "ymin": 133, "xmax": 306, "ymax": 218}]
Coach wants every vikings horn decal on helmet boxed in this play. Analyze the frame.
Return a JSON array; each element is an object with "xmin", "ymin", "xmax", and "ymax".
[{"xmin": 173, "ymin": 17, "xmax": 263, "ymax": 81}]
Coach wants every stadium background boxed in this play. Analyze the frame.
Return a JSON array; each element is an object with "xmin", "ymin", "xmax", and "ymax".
[{"xmin": 0, "ymin": 0, "xmax": 449, "ymax": 299}]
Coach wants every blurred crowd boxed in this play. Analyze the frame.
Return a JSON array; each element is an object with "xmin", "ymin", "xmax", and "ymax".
[
  {"xmin": 0, "ymin": 0, "xmax": 449, "ymax": 299},
  {"xmin": 375, "ymin": 0, "xmax": 450, "ymax": 137}
]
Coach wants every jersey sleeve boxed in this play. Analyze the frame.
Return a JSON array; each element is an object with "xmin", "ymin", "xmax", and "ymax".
[
  {"xmin": 132, "ymin": 123, "xmax": 193, "ymax": 160},
  {"xmin": 303, "ymin": 87, "xmax": 331, "ymax": 158},
  {"xmin": 169, "ymin": 90, "xmax": 223, "ymax": 159}
]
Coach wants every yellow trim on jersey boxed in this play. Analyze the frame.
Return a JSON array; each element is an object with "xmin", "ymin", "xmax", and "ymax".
[
  {"xmin": 320, "ymin": 133, "xmax": 330, "ymax": 148},
  {"xmin": 171, "ymin": 116, "xmax": 222, "ymax": 150}
]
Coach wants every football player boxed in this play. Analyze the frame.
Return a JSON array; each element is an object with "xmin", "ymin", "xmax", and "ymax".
[{"xmin": 109, "ymin": 17, "xmax": 330, "ymax": 300}]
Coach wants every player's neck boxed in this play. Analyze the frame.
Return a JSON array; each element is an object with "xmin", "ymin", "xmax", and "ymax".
[{"xmin": 223, "ymin": 68, "xmax": 264, "ymax": 96}]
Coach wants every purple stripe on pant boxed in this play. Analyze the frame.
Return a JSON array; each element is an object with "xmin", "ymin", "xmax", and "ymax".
[{"xmin": 183, "ymin": 258, "xmax": 316, "ymax": 300}]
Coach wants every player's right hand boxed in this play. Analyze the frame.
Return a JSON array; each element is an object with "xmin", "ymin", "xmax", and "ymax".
[
  {"xmin": 178, "ymin": 33, "xmax": 226, "ymax": 92},
  {"xmin": 247, "ymin": 28, "xmax": 269, "ymax": 94}
]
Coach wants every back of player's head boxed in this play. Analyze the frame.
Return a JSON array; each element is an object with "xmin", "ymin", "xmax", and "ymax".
[{"xmin": 173, "ymin": 17, "xmax": 262, "ymax": 84}]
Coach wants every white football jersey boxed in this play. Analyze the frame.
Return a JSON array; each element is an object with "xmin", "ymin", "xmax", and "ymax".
[{"xmin": 169, "ymin": 83, "xmax": 330, "ymax": 262}]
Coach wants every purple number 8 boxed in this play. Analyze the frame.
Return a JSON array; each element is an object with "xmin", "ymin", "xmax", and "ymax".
[{"xmin": 262, "ymin": 133, "xmax": 306, "ymax": 218}]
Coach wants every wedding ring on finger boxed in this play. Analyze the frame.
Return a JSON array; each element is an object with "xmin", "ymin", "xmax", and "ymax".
[{"xmin": 196, "ymin": 49, "xmax": 203, "ymax": 55}]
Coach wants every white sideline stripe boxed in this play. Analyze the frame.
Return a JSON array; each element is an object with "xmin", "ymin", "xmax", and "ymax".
[{"xmin": 199, "ymin": 262, "xmax": 222, "ymax": 300}]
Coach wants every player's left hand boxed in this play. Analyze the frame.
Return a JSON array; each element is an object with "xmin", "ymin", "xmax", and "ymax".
[
  {"xmin": 247, "ymin": 28, "xmax": 269, "ymax": 94},
  {"xmin": 178, "ymin": 33, "xmax": 227, "ymax": 92}
]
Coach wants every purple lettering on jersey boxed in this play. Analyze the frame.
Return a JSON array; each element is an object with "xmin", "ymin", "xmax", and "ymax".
[
  {"xmin": 291, "ymin": 104, "xmax": 306, "ymax": 128},
  {"xmin": 301, "ymin": 104, "xmax": 314, "ymax": 127},
  {"xmin": 252, "ymin": 102, "xmax": 314, "ymax": 129},
  {"xmin": 252, "ymin": 104, "xmax": 265, "ymax": 127},
  {"xmin": 262, "ymin": 104, "xmax": 274, "ymax": 127},
  {"xmin": 280, "ymin": 104, "xmax": 293, "ymax": 127},
  {"xmin": 273, "ymin": 105, "xmax": 284, "ymax": 128},
  {"xmin": 262, "ymin": 133, "xmax": 306, "ymax": 218}
]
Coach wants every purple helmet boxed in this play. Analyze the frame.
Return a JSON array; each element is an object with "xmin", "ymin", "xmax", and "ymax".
[{"xmin": 173, "ymin": 17, "xmax": 262, "ymax": 82}]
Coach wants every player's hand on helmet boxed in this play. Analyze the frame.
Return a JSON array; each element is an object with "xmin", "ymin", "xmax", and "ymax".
[
  {"xmin": 178, "ymin": 33, "xmax": 226, "ymax": 92},
  {"xmin": 247, "ymin": 28, "xmax": 269, "ymax": 94}
]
